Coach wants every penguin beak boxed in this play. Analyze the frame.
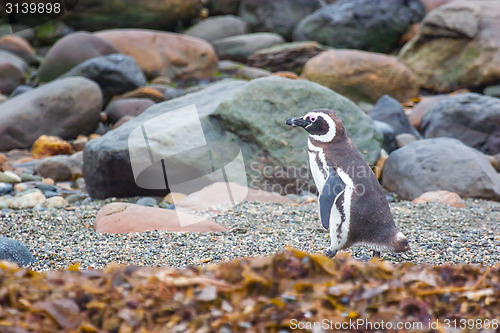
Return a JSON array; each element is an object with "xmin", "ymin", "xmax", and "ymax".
[{"xmin": 286, "ymin": 117, "xmax": 312, "ymax": 128}]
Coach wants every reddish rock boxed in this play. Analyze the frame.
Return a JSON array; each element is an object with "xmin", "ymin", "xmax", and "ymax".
[
  {"xmin": 115, "ymin": 86, "xmax": 167, "ymax": 103},
  {"xmin": 177, "ymin": 182, "xmax": 292, "ymax": 212},
  {"xmin": 0, "ymin": 50, "xmax": 27, "ymax": 95},
  {"xmin": 94, "ymin": 202, "xmax": 226, "ymax": 233},
  {"xmin": 31, "ymin": 135, "xmax": 72, "ymax": 159},
  {"xmin": 112, "ymin": 115, "xmax": 135, "ymax": 129},
  {"xmin": 105, "ymin": 98, "xmax": 155, "ymax": 124},
  {"xmin": 0, "ymin": 34, "xmax": 39, "ymax": 65},
  {"xmin": 412, "ymin": 190, "xmax": 466, "ymax": 208},
  {"xmin": 489, "ymin": 154, "xmax": 500, "ymax": 172},
  {"xmin": 0, "ymin": 153, "xmax": 13, "ymax": 172},
  {"xmin": 163, "ymin": 192, "xmax": 188, "ymax": 205},
  {"xmin": 94, "ymin": 29, "xmax": 218, "ymax": 80},
  {"xmin": 71, "ymin": 135, "xmax": 89, "ymax": 152},
  {"xmin": 37, "ymin": 32, "xmax": 119, "ymax": 82},
  {"xmin": 272, "ymin": 71, "xmax": 299, "ymax": 80},
  {"xmin": 301, "ymin": 49, "xmax": 419, "ymax": 103},
  {"xmin": 399, "ymin": 23, "xmax": 419, "ymax": 46},
  {"xmin": 408, "ymin": 95, "xmax": 449, "ymax": 130},
  {"xmin": 421, "ymin": 0, "xmax": 456, "ymax": 13}
]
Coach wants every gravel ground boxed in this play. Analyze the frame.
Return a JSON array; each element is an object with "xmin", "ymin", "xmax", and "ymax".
[{"xmin": 1, "ymin": 198, "xmax": 499, "ymax": 270}]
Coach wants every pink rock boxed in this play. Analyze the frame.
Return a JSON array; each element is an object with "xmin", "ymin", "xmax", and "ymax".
[
  {"xmin": 94, "ymin": 29, "xmax": 218, "ymax": 80},
  {"xmin": 94, "ymin": 202, "xmax": 225, "ymax": 234},
  {"xmin": 177, "ymin": 182, "xmax": 292, "ymax": 212},
  {"xmin": 408, "ymin": 95, "xmax": 449, "ymax": 130},
  {"xmin": 412, "ymin": 190, "xmax": 466, "ymax": 208}
]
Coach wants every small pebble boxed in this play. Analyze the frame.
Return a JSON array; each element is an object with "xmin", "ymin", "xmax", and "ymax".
[
  {"xmin": 135, "ymin": 197, "xmax": 157, "ymax": 207},
  {"xmin": 43, "ymin": 190, "xmax": 59, "ymax": 198}
]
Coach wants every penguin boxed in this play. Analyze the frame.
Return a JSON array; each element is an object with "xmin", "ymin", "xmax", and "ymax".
[{"xmin": 286, "ymin": 108, "xmax": 410, "ymax": 258}]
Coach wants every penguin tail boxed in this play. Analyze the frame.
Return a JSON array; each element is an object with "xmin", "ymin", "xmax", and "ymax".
[{"xmin": 392, "ymin": 231, "xmax": 411, "ymax": 252}]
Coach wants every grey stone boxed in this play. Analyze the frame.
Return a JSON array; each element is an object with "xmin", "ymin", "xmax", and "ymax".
[
  {"xmin": 65, "ymin": 192, "xmax": 87, "ymax": 203},
  {"xmin": 185, "ymin": 15, "xmax": 248, "ymax": 42},
  {"xmin": 247, "ymin": 41, "xmax": 329, "ymax": 73},
  {"xmin": 213, "ymin": 33, "xmax": 285, "ymax": 62},
  {"xmin": 218, "ymin": 60, "xmax": 271, "ymax": 79},
  {"xmin": 0, "ymin": 77, "xmax": 102, "ymax": 150},
  {"xmin": 421, "ymin": 93, "xmax": 500, "ymax": 155},
  {"xmin": 43, "ymin": 190, "xmax": 59, "ymax": 198},
  {"xmin": 294, "ymin": 0, "xmax": 425, "ymax": 53},
  {"xmin": 382, "ymin": 138, "xmax": 500, "ymax": 201},
  {"xmin": 83, "ymin": 79, "xmax": 248, "ymax": 199},
  {"xmin": 34, "ymin": 152, "xmax": 83, "ymax": 181},
  {"xmin": 37, "ymin": 32, "xmax": 119, "ymax": 82},
  {"xmin": 61, "ymin": 53, "xmax": 147, "ymax": 103},
  {"xmin": 136, "ymin": 197, "xmax": 157, "ymax": 207},
  {"xmin": 105, "ymin": 98, "xmax": 156, "ymax": 124},
  {"xmin": 395, "ymin": 133, "xmax": 417, "ymax": 148},
  {"xmin": 0, "ymin": 182, "xmax": 12, "ymax": 195},
  {"xmin": 369, "ymin": 95, "xmax": 422, "ymax": 138},
  {"xmin": 239, "ymin": 0, "xmax": 320, "ymax": 40},
  {"xmin": 484, "ymin": 85, "xmax": 500, "ymax": 98},
  {"xmin": 20, "ymin": 172, "xmax": 42, "ymax": 182},
  {"xmin": 0, "ymin": 50, "xmax": 28, "ymax": 95},
  {"xmin": 34, "ymin": 182, "xmax": 57, "ymax": 192},
  {"xmin": 373, "ymin": 120, "xmax": 397, "ymax": 153},
  {"xmin": 0, "ymin": 237, "xmax": 37, "ymax": 266},
  {"xmin": 9, "ymin": 84, "xmax": 33, "ymax": 97}
]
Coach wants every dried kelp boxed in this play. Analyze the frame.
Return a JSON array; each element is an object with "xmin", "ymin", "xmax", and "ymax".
[{"xmin": 0, "ymin": 248, "xmax": 498, "ymax": 332}]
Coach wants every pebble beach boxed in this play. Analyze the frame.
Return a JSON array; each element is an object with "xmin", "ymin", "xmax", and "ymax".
[{"xmin": 2, "ymin": 198, "xmax": 499, "ymax": 271}]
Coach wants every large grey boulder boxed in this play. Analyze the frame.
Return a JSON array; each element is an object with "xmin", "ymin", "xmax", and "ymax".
[
  {"xmin": 382, "ymin": 138, "xmax": 500, "ymax": 201},
  {"xmin": 0, "ymin": 237, "xmax": 37, "ymax": 266},
  {"xmin": 83, "ymin": 77, "xmax": 382, "ymax": 199},
  {"xmin": 421, "ymin": 93, "xmax": 500, "ymax": 155},
  {"xmin": 239, "ymin": 0, "xmax": 321, "ymax": 40},
  {"xmin": 61, "ymin": 53, "xmax": 146, "ymax": 103},
  {"xmin": 214, "ymin": 76, "xmax": 383, "ymax": 193},
  {"xmin": 294, "ymin": 0, "xmax": 425, "ymax": 53},
  {"xmin": 83, "ymin": 79, "xmax": 248, "ymax": 199},
  {"xmin": 0, "ymin": 77, "xmax": 102, "ymax": 151}
]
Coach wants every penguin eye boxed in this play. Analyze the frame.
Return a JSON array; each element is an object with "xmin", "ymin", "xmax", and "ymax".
[{"xmin": 308, "ymin": 116, "xmax": 316, "ymax": 122}]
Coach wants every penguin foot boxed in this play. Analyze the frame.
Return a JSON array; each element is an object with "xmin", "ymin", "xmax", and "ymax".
[
  {"xmin": 372, "ymin": 250, "xmax": 381, "ymax": 258},
  {"xmin": 324, "ymin": 249, "xmax": 337, "ymax": 258}
]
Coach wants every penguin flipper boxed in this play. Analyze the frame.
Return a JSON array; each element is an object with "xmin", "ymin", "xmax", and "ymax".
[{"xmin": 319, "ymin": 168, "xmax": 345, "ymax": 230}]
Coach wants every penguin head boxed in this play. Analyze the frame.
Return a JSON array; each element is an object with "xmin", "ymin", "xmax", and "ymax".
[{"xmin": 286, "ymin": 108, "xmax": 346, "ymax": 143}]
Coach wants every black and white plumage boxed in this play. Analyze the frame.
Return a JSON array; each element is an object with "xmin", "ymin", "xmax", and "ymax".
[{"xmin": 286, "ymin": 109, "xmax": 410, "ymax": 258}]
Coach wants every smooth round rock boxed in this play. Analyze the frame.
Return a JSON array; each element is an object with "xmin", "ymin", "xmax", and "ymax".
[
  {"xmin": 0, "ymin": 171, "xmax": 21, "ymax": 184},
  {"xmin": 37, "ymin": 32, "xmax": 119, "ymax": 82},
  {"xmin": 0, "ymin": 182, "xmax": 13, "ymax": 195},
  {"xmin": 42, "ymin": 196, "xmax": 69, "ymax": 209},
  {"xmin": 0, "ymin": 236, "xmax": 37, "ymax": 266},
  {"xmin": 135, "ymin": 197, "xmax": 157, "ymax": 207},
  {"xmin": 0, "ymin": 77, "xmax": 103, "ymax": 151}
]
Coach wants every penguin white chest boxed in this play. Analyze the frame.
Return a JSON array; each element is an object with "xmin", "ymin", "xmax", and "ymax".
[{"xmin": 307, "ymin": 139, "xmax": 328, "ymax": 193}]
